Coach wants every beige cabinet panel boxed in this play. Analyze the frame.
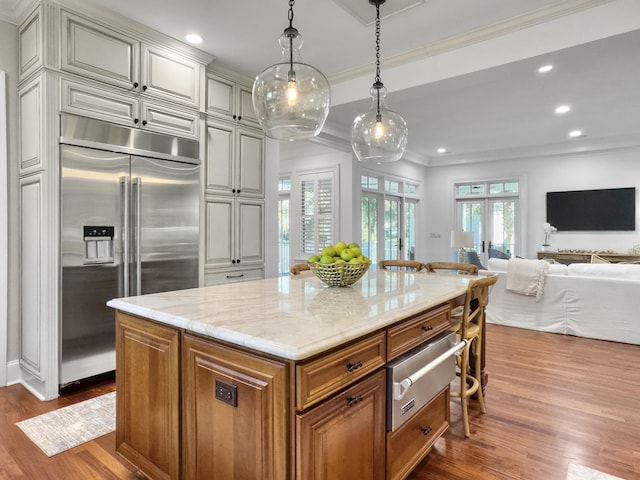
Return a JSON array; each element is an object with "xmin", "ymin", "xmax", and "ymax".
[
  {"xmin": 237, "ymin": 199, "xmax": 264, "ymax": 264},
  {"xmin": 141, "ymin": 44, "xmax": 202, "ymax": 109},
  {"xmin": 19, "ymin": 76, "xmax": 42, "ymax": 172},
  {"xmin": 204, "ymin": 197, "xmax": 233, "ymax": 267},
  {"xmin": 206, "ymin": 120, "xmax": 264, "ymax": 197},
  {"xmin": 204, "ymin": 266, "xmax": 264, "ymax": 286},
  {"xmin": 61, "ymin": 10, "xmax": 139, "ymax": 90},
  {"xmin": 207, "ymin": 74, "xmax": 258, "ymax": 126},
  {"xmin": 141, "ymin": 101, "xmax": 200, "ymax": 139},
  {"xmin": 19, "ymin": 7, "xmax": 42, "ymax": 81}
]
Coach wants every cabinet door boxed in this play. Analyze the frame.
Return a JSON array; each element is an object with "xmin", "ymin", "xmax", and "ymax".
[
  {"xmin": 296, "ymin": 369, "xmax": 386, "ymax": 480},
  {"xmin": 182, "ymin": 334, "xmax": 289, "ymax": 480},
  {"xmin": 141, "ymin": 44, "xmax": 202, "ymax": 109},
  {"xmin": 115, "ymin": 312, "xmax": 180, "ymax": 480},
  {"xmin": 205, "ymin": 121, "xmax": 235, "ymax": 195},
  {"xmin": 236, "ymin": 199, "xmax": 264, "ymax": 265},
  {"xmin": 61, "ymin": 11, "xmax": 140, "ymax": 90},
  {"xmin": 61, "ymin": 77, "xmax": 139, "ymax": 127},
  {"xmin": 204, "ymin": 196, "xmax": 234, "ymax": 267},
  {"xmin": 141, "ymin": 100, "xmax": 200, "ymax": 139},
  {"xmin": 236, "ymin": 127, "xmax": 264, "ymax": 198},
  {"xmin": 206, "ymin": 74, "xmax": 235, "ymax": 119},
  {"xmin": 237, "ymin": 84, "xmax": 259, "ymax": 126}
]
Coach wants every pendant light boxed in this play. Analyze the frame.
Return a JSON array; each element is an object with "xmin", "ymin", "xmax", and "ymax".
[
  {"xmin": 252, "ymin": 0, "xmax": 331, "ymax": 141},
  {"xmin": 351, "ymin": 0, "xmax": 408, "ymax": 163}
]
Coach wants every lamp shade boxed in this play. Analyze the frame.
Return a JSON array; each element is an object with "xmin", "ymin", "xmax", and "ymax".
[{"xmin": 451, "ymin": 231, "xmax": 474, "ymax": 249}]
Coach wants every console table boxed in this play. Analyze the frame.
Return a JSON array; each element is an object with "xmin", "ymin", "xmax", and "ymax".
[{"xmin": 537, "ymin": 251, "xmax": 640, "ymax": 264}]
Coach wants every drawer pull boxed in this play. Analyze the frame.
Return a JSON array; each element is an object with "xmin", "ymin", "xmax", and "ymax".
[
  {"xmin": 346, "ymin": 361, "xmax": 363, "ymax": 373},
  {"xmin": 420, "ymin": 426, "xmax": 432, "ymax": 435},
  {"xmin": 422, "ymin": 325, "xmax": 433, "ymax": 332},
  {"xmin": 346, "ymin": 395, "xmax": 363, "ymax": 407}
]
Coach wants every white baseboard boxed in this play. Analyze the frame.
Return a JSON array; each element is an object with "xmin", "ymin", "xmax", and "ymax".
[{"xmin": 5, "ymin": 359, "xmax": 21, "ymax": 386}]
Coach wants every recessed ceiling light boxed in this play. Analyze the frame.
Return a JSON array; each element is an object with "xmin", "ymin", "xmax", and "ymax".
[
  {"xmin": 538, "ymin": 64, "xmax": 553, "ymax": 73},
  {"xmin": 186, "ymin": 34, "xmax": 203, "ymax": 45},
  {"xmin": 569, "ymin": 130, "xmax": 583, "ymax": 138},
  {"xmin": 555, "ymin": 105, "xmax": 571, "ymax": 114},
  {"xmin": 437, "ymin": 147, "xmax": 448, "ymax": 154}
]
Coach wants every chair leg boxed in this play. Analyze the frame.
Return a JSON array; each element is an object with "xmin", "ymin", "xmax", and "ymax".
[
  {"xmin": 459, "ymin": 344, "xmax": 471, "ymax": 438},
  {"xmin": 472, "ymin": 335, "xmax": 487, "ymax": 414}
]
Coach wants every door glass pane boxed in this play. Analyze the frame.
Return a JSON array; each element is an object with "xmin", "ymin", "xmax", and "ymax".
[
  {"xmin": 459, "ymin": 201, "xmax": 483, "ymax": 252},
  {"xmin": 404, "ymin": 202, "xmax": 416, "ymax": 260},
  {"xmin": 361, "ymin": 195, "xmax": 378, "ymax": 263},
  {"xmin": 278, "ymin": 197, "xmax": 289, "ymax": 275},
  {"xmin": 385, "ymin": 198, "xmax": 400, "ymax": 260},
  {"xmin": 490, "ymin": 200, "xmax": 516, "ymax": 256}
]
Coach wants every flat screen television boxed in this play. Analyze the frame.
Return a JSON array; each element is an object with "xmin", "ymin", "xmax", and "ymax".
[{"xmin": 546, "ymin": 187, "xmax": 636, "ymax": 231}]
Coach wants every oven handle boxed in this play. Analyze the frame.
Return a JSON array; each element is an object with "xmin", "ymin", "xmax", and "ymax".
[{"xmin": 393, "ymin": 340, "xmax": 466, "ymax": 401}]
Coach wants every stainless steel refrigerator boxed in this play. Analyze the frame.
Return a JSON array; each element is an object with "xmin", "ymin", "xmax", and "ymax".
[{"xmin": 59, "ymin": 114, "xmax": 200, "ymax": 386}]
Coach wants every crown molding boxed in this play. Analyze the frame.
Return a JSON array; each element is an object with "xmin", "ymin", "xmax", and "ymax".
[
  {"xmin": 0, "ymin": 0, "xmax": 35, "ymax": 23},
  {"xmin": 329, "ymin": 0, "xmax": 612, "ymax": 84}
]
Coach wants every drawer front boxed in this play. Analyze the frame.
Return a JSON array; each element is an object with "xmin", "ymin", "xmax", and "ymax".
[
  {"xmin": 387, "ymin": 304, "xmax": 451, "ymax": 360},
  {"xmin": 386, "ymin": 387, "xmax": 450, "ymax": 480},
  {"xmin": 296, "ymin": 332, "xmax": 386, "ymax": 411},
  {"xmin": 204, "ymin": 267, "xmax": 264, "ymax": 286}
]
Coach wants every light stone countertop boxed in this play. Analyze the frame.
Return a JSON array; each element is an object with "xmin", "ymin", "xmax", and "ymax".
[{"xmin": 107, "ymin": 269, "xmax": 470, "ymax": 360}]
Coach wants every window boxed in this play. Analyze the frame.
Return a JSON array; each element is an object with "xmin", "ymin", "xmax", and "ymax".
[
  {"xmin": 278, "ymin": 176, "xmax": 290, "ymax": 276},
  {"xmin": 300, "ymin": 171, "xmax": 335, "ymax": 254}
]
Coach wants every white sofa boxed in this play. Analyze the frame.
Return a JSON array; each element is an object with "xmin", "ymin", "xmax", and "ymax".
[{"xmin": 484, "ymin": 258, "xmax": 640, "ymax": 345}]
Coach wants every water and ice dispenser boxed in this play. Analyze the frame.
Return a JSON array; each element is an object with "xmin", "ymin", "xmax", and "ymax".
[{"xmin": 83, "ymin": 226, "xmax": 114, "ymax": 264}]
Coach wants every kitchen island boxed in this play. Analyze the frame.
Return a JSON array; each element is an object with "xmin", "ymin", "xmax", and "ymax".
[{"xmin": 107, "ymin": 269, "xmax": 470, "ymax": 480}]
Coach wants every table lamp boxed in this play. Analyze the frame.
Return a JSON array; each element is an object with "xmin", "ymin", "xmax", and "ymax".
[{"xmin": 451, "ymin": 231, "xmax": 474, "ymax": 263}]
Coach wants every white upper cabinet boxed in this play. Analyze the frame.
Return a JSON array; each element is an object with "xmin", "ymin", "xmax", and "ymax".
[
  {"xmin": 61, "ymin": 10, "xmax": 203, "ymax": 109},
  {"xmin": 207, "ymin": 74, "xmax": 259, "ymax": 126}
]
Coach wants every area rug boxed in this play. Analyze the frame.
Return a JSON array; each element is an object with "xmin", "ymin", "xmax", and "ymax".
[
  {"xmin": 16, "ymin": 391, "xmax": 115, "ymax": 457},
  {"xmin": 566, "ymin": 463, "xmax": 625, "ymax": 480}
]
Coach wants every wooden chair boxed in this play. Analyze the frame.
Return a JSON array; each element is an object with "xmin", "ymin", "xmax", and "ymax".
[
  {"xmin": 289, "ymin": 263, "xmax": 310, "ymax": 275},
  {"xmin": 450, "ymin": 273, "xmax": 498, "ymax": 437},
  {"xmin": 377, "ymin": 259, "xmax": 425, "ymax": 271},
  {"xmin": 424, "ymin": 262, "xmax": 479, "ymax": 275}
]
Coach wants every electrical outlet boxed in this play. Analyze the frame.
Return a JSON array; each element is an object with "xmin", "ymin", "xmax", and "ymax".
[{"xmin": 215, "ymin": 379, "xmax": 238, "ymax": 407}]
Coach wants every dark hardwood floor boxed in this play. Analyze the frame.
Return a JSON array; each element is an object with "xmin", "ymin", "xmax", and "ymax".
[{"xmin": 1, "ymin": 324, "xmax": 638, "ymax": 479}]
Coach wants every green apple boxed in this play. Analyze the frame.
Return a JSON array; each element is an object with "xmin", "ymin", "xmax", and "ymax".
[
  {"xmin": 349, "ymin": 246, "xmax": 362, "ymax": 258},
  {"xmin": 307, "ymin": 255, "xmax": 320, "ymax": 263},
  {"xmin": 340, "ymin": 248, "xmax": 354, "ymax": 261},
  {"xmin": 320, "ymin": 255, "xmax": 335, "ymax": 264},
  {"xmin": 334, "ymin": 241, "xmax": 347, "ymax": 254},
  {"xmin": 349, "ymin": 257, "xmax": 362, "ymax": 264},
  {"xmin": 322, "ymin": 245, "xmax": 337, "ymax": 258}
]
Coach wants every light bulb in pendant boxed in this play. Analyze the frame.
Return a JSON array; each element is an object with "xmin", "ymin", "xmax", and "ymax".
[
  {"xmin": 374, "ymin": 115, "xmax": 384, "ymax": 139},
  {"xmin": 287, "ymin": 72, "xmax": 298, "ymax": 106}
]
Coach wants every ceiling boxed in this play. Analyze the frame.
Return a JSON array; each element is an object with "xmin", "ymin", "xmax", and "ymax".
[{"xmin": 4, "ymin": 0, "xmax": 640, "ymax": 166}]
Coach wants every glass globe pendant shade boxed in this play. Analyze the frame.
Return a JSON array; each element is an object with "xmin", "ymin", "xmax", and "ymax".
[
  {"xmin": 253, "ymin": 30, "xmax": 331, "ymax": 141},
  {"xmin": 351, "ymin": 84, "xmax": 408, "ymax": 163}
]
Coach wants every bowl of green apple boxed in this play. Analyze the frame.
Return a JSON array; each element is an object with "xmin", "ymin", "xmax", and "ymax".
[{"xmin": 307, "ymin": 241, "xmax": 371, "ymax": 287}]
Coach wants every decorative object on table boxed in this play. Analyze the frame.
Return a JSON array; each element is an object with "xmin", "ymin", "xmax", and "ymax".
[
  {"xmin": 16, "ymin": 392, "xmax": 115, "ymax": 457},
  {"xmin": 252, "ymin": 0, "xmax": 330, "ymax": 141},
  {"xmin": 542, "ymin": 222, "xmax": 557, "ymax": 251},
  {"xmin": 309, "ymin": 261, "xmax": 370, "ymax": 287},
  {"xmin": 351, "ymin": 0, "xmax": 408, "ymax": 163},
  {"xmin": 307, "ymin": 241, "xmax": 371, "ymax": 286},
  {"xmin": 451, "ymin": 231, "xmax": 474, "ymax": 263}
]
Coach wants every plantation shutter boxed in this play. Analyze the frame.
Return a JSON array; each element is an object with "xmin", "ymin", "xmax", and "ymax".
[{"xmin": 300, "ymin": 172, "xmax": 335, "ymax": 254}]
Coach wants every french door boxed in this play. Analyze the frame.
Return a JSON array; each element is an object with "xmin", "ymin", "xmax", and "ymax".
[
  {"xmin": 456, "ymin": 198, "xmax": 518, "ymax": 263},
  {"xmin": 362, "ymin": 193, "xmax": 416, "ymax": 264}
]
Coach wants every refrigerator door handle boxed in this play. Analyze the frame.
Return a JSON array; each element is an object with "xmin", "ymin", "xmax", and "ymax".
[
  {"xmin": 132, "ymin": 177, "xmax": 142, "ymax": 296},
  {"xmin": 120, "ymin": 176, "xmax": 130, "ymax": 296}
]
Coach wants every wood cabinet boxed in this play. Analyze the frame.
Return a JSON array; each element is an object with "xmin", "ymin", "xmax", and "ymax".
[
  {"xmin": 61, "ymin": 10, "xmax": 203, "ymax": 109},
  {"xmin": 207, "ymin": 73, "xmax": 259, "ymax": 126},
  {"xmin": 115, "ymin": 312, "xmax": 181, "ymax": 480},
  {"xmin": 386, "ymin": 387, "xmax": 450, "ymax": 480},
  {"xmin": 182, "ymin": 333, "xmax": 289, "ymax": 480},
  {"xmin": 296, "ymin": 370, "xmax": 386, "ymax": 480},
  {"xmin": 387, "ymin": 303, "xmax": 451, "ymax": 360}
]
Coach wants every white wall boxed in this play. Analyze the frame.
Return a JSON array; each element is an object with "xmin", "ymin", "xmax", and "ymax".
[{"xmin": 423, "ymin": 147, "xmax": 640, "ymax": 262}]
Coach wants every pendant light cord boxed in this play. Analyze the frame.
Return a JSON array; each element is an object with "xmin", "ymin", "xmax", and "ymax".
[
  {"xmin": 373, "ymin": 1, "xmax": 383, "ymax": 120},
  {"xmin": 286, "ymin": 0, "xmax": 296, "ymax": 81}
]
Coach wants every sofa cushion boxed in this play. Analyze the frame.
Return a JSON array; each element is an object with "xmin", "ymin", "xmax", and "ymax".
[
  {"xmin": 488, "ymin": 257, "xmax": 567, "ymax": 275},
  {"xmin": 568, "ymin": 263, "xmax": 640, "ymax": 280}
]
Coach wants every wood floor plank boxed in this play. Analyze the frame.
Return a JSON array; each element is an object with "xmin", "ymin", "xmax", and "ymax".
[{"xmin": 1, "ymin": 324, "xmax": 638, "ymax": 479}]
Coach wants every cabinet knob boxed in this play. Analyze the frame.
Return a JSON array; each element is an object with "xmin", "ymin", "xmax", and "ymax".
[
  {"xmin": 142, "ymin": 120, "xmax": 148, "ymax": 126},
  {"xmin": 236, "ymin": 259, "xmax": 240, "ymax": 264},
  {"xmin": 237, "ymin": 116, "xmax": 242, "ymax": 121},
  {"xmin": 232, "ymin": 259, "xmax": 236, "ymax": 264},
  {"xmin": 133, "ymin": 82, "xmax": 139, "ymax": 88},
  {"xmin": 420, "ymin": 426, "xmax": 433, "ymax": 436},
  {"xmin": 422, "ymin": 325, "xmax": 433, "ymax": 332},
  {"xmin": 142, "ymin": 85, "xmax": 148, "ymax": 91},
  {"xmin": 237, "ymin": 189, "xmax": 241, "ymax": 194},
  {"xmin": 346, "ymin": 395, "xmax": 363, "ymax": 407},
  {"xmin": 134, "ymin": 118, "xmax": 139, "ymax": 124},
  {"xmin": 232, "ymin": 188, "xmax": 236, "ymax": 194},
  {"xmin": 232, "ymin": 114, "xmax": 237, "ymax": 120}
]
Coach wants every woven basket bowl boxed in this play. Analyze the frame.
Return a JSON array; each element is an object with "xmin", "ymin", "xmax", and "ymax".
[{"xmin": 308, "ymin": 261, "xmax": 370, "ymax": 287}]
